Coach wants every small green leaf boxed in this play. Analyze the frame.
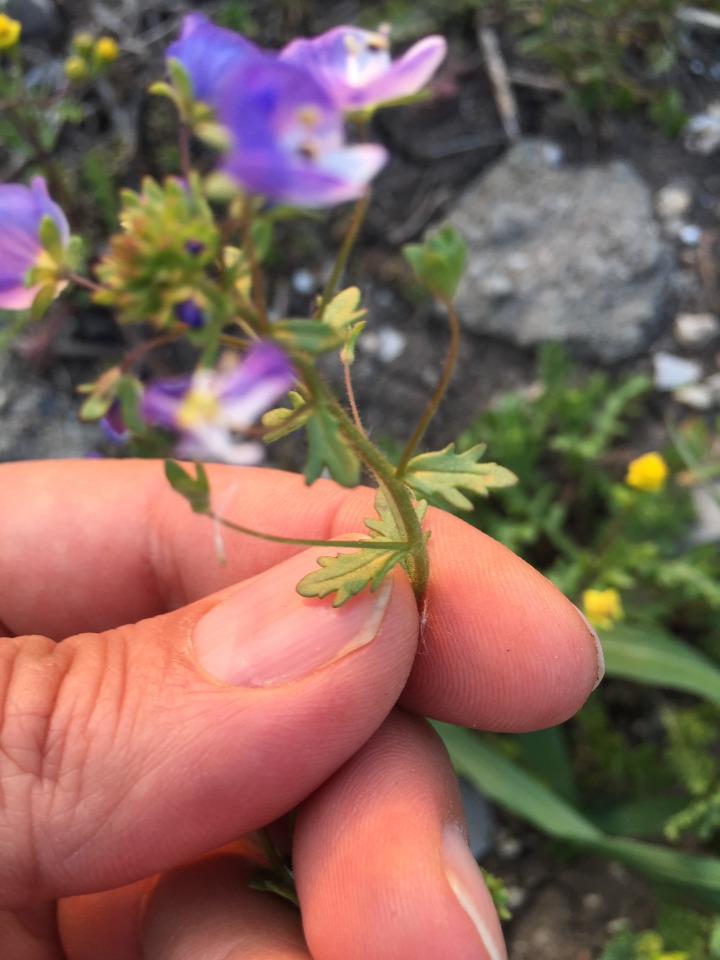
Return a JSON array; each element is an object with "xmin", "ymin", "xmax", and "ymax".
[
  {"xmin": 79, "ymin": 390, "xmax": 114, "ymax": 422},
  {"xmin": 322, "ymin": 286, "xmax": 366, "ymax": 330},
  {"xmin": 164, "ymin": 460, "xmax": 211, "ymax": 514},
  {"xmin": 116, "ymin": 375, "xmax": 146, "ymax": 434},
  {"xmin": 305, "ymin": 405, "xmax": 361, "ymax": 487},
  {"xmin": 296, "ymin": 541, "xmax": 409, "ymax": 606},
  {"xmin": 272, "ymin": 319, "xmax": 343, "ymax": 354},
  {"xmin": 364, "ymin": 488, "xmax": 427, "ymax": 541},
  {"xmin": 402, "ymin": 442, "xmax": 517, "ymax": 511},
  {"xmin": 30, "ymin": 282, "xmax": 59, "ymax": 321},
  {"xmin": 262, "ymin": 391, "xmax": 311, "ymax": 442},
  {"xmin": 166, "ymin": 57, "xmax": 194, "ymax": 105},
  {"xmin": 340, "ymin": 321, "xmax": 365, "ymax": 364},
  {"xmin": 38, "ymin": 214, "xmax": 64, "ymax": 262},
  {"xmin": 403, "ymin": 225, "xmax": 467, "ymax": 299}
]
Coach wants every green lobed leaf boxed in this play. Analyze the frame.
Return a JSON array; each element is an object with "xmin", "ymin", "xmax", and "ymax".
[
  {"xmin": 296, "ymin": 490, "xmax": 422, "ymax": 606},
  {"xmin": 164, "ymin": 460, "xmax": 210, "ymax": 514},
  {"xmin": 403, "ymin": 225, "xmax": 467, "ymax": 299},
  {"xmin": 322, "ymin": 286, "xmax": 366, "ymax": 330},
  {"xmin": 601, "ymin": 624, "xmax": 720, "ymax": 706},
  {"xmin": 304, "ymin": 404, "xmax": 361, "ymax": 487},
  {"xmin": 402, "ymin": 442, "xmax": 517, "ymax": 511},
  {"xmin": 296, "ymin": 540, "xmax": 410, "ymax": 607},
  {"xmin": 261, "ymin": 391, "xmax": 311, "ymax": 442}
]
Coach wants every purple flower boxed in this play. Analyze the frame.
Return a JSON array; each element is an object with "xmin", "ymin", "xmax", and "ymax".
[
  {"xmin": 280, "ymin": 26, "xmax": 447, "ymax": 113},
  {"xmin": 0, "ymin": 176, "xmax": 70, "ymax": 310},
  {"xmin": 141, "ymin": 340, "xmax": 294, "ymax": 464},
  {"xmin": 100, "ymin": 401, "xmax": 130, "ymax": 445},
  {"xmin": 216, "ymin": 58, "xmax": 387, "ymax": 206},
  {"xmin": 166, "ymin": 12, "xmax": 262, "ymax": 103},
  {"xmin": 174, "ymin": 297, "xmax": 206, "ymax": 328}
]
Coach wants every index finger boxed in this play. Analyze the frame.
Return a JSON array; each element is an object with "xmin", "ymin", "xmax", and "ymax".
[{"xmin": 0, "ymin": 459, "xmax": 602, "ymax": 730}]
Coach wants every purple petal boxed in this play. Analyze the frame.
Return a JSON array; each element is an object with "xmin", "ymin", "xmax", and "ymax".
[
  {"xmin": 281, "ymin": 28, "xmax": 446, "ymax": 111},
  {"xmin": 216, "ymin": 340, "xmax": 295, "ymax": 428},
  {"xmin": 217, "ymin": 58, "xmax": 386, "ymax": 206},
  {"xmin": 176, "ymin": 428, "xmax": 264, "ymax": 465},
  {"xmin": 360, "ymin": 36, "xmax": 447, "ymax": 109},
  {"xmin": 0, "ymin": 176, "xmax": 69, "ymax": 310},
  {"xmin": 174, "ymin": 297, "xmax": 206, "ymax": 328},
  {"xmin": 140, "ymin": 376, "xmax": 192, "ymax": 429},
  {"xmin": 166, "ymin": 12, "xmax": 263, "ymax": 103}
]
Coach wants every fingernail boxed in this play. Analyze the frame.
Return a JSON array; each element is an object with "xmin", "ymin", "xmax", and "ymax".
[
  {"xmin": 574, "ymin": 606, "xmax": 605, "ymax": 690},
  {"xmin": 193, "ymin": 555, "xmax": 393, "ymax": 687},
  {"xmin": 443, "ymin": 824, "xmax": 507, "ymax": 960}
]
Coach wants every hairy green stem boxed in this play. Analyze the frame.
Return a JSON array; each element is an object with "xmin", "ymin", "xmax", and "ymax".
[
  {"xmin": 204, "ymin": 510, "xmax": 407, "ymax": 551},
  {"xmin": 396, "ymin": 293, "xmax": 460, "ymax": 476},
  {"xmin": 298, "ymin": 361, "xmax": 430, "ymax": 597}
]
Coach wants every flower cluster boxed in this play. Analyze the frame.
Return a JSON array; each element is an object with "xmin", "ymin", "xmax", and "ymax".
[
  {"xmin": 166, "ymin": 13, "xmax": 446, "ymax": 207},
  {"xmin": 0, "ymin": 11, "xmax": 447, "ymax": 466}
]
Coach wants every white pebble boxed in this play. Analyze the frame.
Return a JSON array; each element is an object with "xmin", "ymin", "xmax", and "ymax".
[{"xmin": 653, "ymin": 351, "xmax": 702, "ymax": 391}]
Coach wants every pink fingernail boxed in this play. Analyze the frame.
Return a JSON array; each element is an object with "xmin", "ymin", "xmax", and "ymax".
[
  {"xmin": 443, "ymin": 824, "xmax": 508, "ymax": 960},
  {"xmin": 193, "ymin": 557, "xmax": 392, "ymax": 687}
]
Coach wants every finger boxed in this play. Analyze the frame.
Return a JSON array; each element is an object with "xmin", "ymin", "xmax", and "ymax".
[
  {"xmin": 142, "ymin": 855, "xmax": 310, "ymax": 960},
  {"xmin": 0, "ymin": 550, "xmax": 418, "ymax": 906},
  {"xmin": 0, "ymin": 460, "xmax": 602, "ymax": 729},
  {"xmin": 294, "ymin": 709, "xmax": 507, "ymax": 960}
]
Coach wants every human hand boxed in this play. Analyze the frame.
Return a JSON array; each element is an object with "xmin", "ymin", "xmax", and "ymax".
[{"xmin": 0, "ymin": 460, "xmax": 602, "ymax": 959}]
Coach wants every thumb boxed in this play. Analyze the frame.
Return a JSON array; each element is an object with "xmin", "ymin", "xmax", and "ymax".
[{"xmin": 0, "ymin": 547, "xmax": 418, "ymax": 907}]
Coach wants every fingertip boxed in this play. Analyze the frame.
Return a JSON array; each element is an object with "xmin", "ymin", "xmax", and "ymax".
[{"xmin": 399, "ymin": 513, "xmax": 602, "ymax": 731}]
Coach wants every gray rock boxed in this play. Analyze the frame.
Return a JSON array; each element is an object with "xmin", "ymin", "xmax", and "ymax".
[
  {"xmin": 447, "ymin": 140, "xmax": 672, "ymax": 362},
  {"xmin": 7, "ymin": 0, "xmax": 61, "ymax": 41},
  {"xmin": 0, "ymin": 352, "xmax": 96, "ymax": 461}
]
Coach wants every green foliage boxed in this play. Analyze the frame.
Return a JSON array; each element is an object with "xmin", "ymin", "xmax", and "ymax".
[
  {"xmin": 164, "ymin": 460, "xmax": 211, "ymax": 514},
  {"xmin": 296, "ymin": 492, "xmax": 427, "ymax": 606},
  {"xmin": 505, "ymin": 0, "xmax": 704, "ymax": 132},
  {"xmin": 600, "ymin": 905, "xmax": 720, "ymax": 960},
  {"xmin": 401, "ymin": 442, "xmax": 517, "ymax": 511},
  {"xmin": 403, "ymin": 225, "xmax": 467, "ymax": 300}
]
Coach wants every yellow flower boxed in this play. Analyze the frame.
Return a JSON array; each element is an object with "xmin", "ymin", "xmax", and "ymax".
[
  {"xmin": 72, "ymin": 32, "xmax": 95, "ymax": 55},
  {"xmin": 94, "ymin": 36, "xmax": 119, "ymax": 63},
  {"xmin": 582, "ymin": 588, "xmax": 624, "ymax": 630},
  {"xmin": 0, "ymin": 14, "xmax": 21, "ymax": 49},
  {"xmin": 625, "ymin": 452, "xmax": 669, "ymax": 492},
  {"xmin": 64, "ymin": 55, "xmax": 89, "ymax": 82}
]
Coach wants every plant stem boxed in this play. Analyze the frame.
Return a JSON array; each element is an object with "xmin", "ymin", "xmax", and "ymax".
[
  {"xmin": 306, "ymin": 368, "xmax": 429, "ymax": 597},
  {"xmin": 343, "ymin": 358, "xmax": 365, "ymax": 435},
  {"xmin": 254, "ymin": 828, "xmax": 299, "ymax": 907},
  {"xmin": 396, "ymin": 293, "xmax": 460, "ymax": 476},
  {"xmin": 240, "ymin": 196, "xmax": 269, "ymax": 333},
  {"xmin": 205, "ymin": 510, "xmax": 407, "ymax": 551},
  {"xmin": 315, "ymin": 188, "xmax": 370, "ymax": 318}
]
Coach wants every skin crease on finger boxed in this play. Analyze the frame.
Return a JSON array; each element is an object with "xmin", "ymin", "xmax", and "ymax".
[{"xmin": 0, "ymin": 460, "xmax": 602, "ymax": 732}]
